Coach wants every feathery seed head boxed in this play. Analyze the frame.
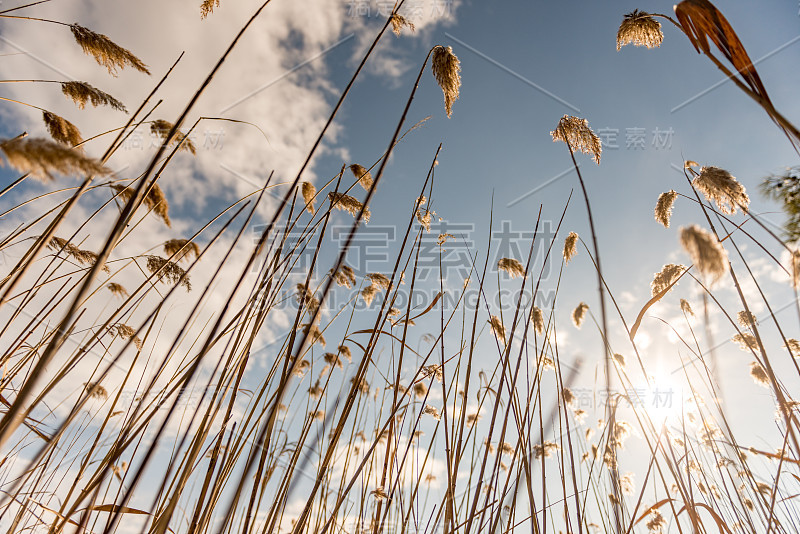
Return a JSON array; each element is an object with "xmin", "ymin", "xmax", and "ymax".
[
  {"xmin": 145, "ymin": 255, "xmax": 191, "ymax": 290},
  {"xmin": 732, "ymin": 332, "xmax": 758, "ymax": 352},
  {"xmin": 784, "ymin": 339, "xmax": 800, "ymax": 358},
  {"xmin": 680, "ymin": 298, "xmax": 695, "ymax": 317},
  {"xmin": 563, "ymin": 232, "xmax": 579, "ymax": 263},
  {"xmin": 750, "ymin": 361, "xmax": 770, "ymax": 387},
  {"xmin": 1, "ymin": 137, "xmax": 110, "ymax": 181},
  {"xmin": 655, "ymin": 190, "xmax": 677, "ymax": 228},
  {"xmin": 498, "ymin": 258, "xmax": 525, "ymax": 278},
  {"xmin": 301, "ymin": 182, "xmax": 316, "ymax": 214},
  {"xmin": 551, "ymin": 116, "xmax": 601, "ymax": 164},
  {"xmin": 390, "ymin": 13, "xmax": 415, "ymax": 36},
  {"xmin": 349, "ymin": 163, "xmax": 373, "ymax": 190},
  {"xmin": 201, "ymin": 0, "xmax": 220, "ymax": 18},
  {"xmin": 679, "ymin": 224, "xmax": 729, "ymax": 282},
  {"xmin": 651, "ymin": 263, "xmax": 686, "ymax": 296},
  {"xmin": 70, "ymin": 24, "xmax": 150, "ymax": 76},
  {"xmin": 61, "ymin": 81, "xmax": 127, "ymax": 112},
  {"xmin": 163, "ymin": 239, "xmax": 200, "ymax": 262},
  {"xmin": 572, "ymin": 302, "xmax": 589, "ymax": 328},
  {"xmin": 431, "ymin": 45, "xmax": 461, "ymax": 118},
  {"xmin": 737, "ymin": 310, "xmax": 757, "ymax": 328},
  {"xmin": 107, "ymin": 283, "xmax": 128, "ymax": 298},
  {"xmin": 692, "ymin": 166, "xmax": 750, "ymax": 214},
  {"xmin": 328, "ymin": 192, "xmax": 370, "ymax": 222},
  {"xmin": 531, "ymin": 306, "xmax": 544, "ymax": 336},
  {"xmin": 616, "ymin": 10, "xmax": 663, "ymax": 50},
  {"xmin": 112, "ymin": 182, "xmax": 171, "ymax": 227},
  {"xmin": 488, "ymin": 315, "xmax": 506, "ymax": 340},
  {"xmin": 150, "ymin": 120, "xmax": 196, "ymax": 155},
  {"xmin": 42, "ymin": 111, "xmax": 83, "ymax": 147}
]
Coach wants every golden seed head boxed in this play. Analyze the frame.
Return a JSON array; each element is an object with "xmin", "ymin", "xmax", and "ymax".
[
  {"xmin": 145, "ymin": 255, "xmax": 191, "ymax": 291},
  {"xmin": 737, "ymin": 310, "xmax": 757, "ymax": 328},
  {"xmin": 654, "ymin": 190, "xmax": 677, "ymax": 228},
  {"xmin": 431, "ymin": 45, "xmax": 461, "ymax": 118},
  {"xmin": 692, "ymin": 166, "xmax": 750, "ymax": 215},
  {"xmin": 42, "ymin": 111, "xmax": 83, "ymax": 147},
  {"xmin": 201, "ymin": 0, "xmax": 220, "ymax": 19},
  {"xmin": 61, "ymin": 81, "xmax": 127, "ymax": 112},
  {"xmin": 650, "ymin": 263, "xmax": 686, "ymax": 296},
  {"xmin": 112, "ymin": 182, "xmax": 171, "ymax": 227},
  {"xmin": 616, "ymin": 10, "xmax": 663, "ymax": 51},
  {"xmin": 1, "ymin": 137, "xmax": 110, "ymax": 181},
  {"xmin": 107, "ymin": 282, "xmax": 129, "ymax": 298},
  {"xmin": 349, "ymin": 163, "xmax": 373, "ymax": 190},
  {"xmin": 498, "ymin": 258, "xmax": 525, "ymax": 278},
  {"xmin": 562, "ymin": 388, "xmax": 576, "ymax": 406},
  {"xmin": 84, "ymin": 382, "xmax": 108, "ymax": 399},
  {"xmin": 572, "ymin": 302, "xmax": 589, "ymax": 328},
  {"xmin": 551, "ymin": 115, "xmax": 601, "ymax": 164},
  {"xmin": 367, "ymin": 272, "xmax": 391, "ymax": 290},
  {"xmin": 331, "ymin": 264, "xmax": 356, "ymax": 288},
  {"xmin": 784, "ymin": 339, "xmax": 800, "ymax": 358},
  {"xmin": 110, "ymin": 323, "xmax": 142, "ymax": 349},
  {"xmin": 563, "ymin": 232, "xmax": 579, "ymax": 263},
  {"xmin": 361, "ymin": 285, "xmax": 378, "ymax": 305},
  {"xmin": 680, "ymin": 298, "xmax": 694, "ymax": 317},
  {"xmin": 749, "ymin": 361, "xmax": 770, "ymax": 387},
  {"xmin": 488, "ymin": 315, "xmax": 506, "ymax": 340},
  {"xmin": 422, "ymin": 404, "xmax": 441, "ymax": 420},
  {"xmin": 530, "ymin": 306, "xmax": 544, "ymax": 336},
  {"xmin": 679, "ymin": 224, "xmax": 728, "ymax": 282},
  {"xmin": 390, "ymin": 13, "xmax": 415, "ymax": 36},
  {"xmin": 163, "ymin": 239, "xmax": 200, "ymax": 263},
  {"xmin": 301, "ymin": 182, "xmax": 316, "ymax": 214},
  {"xmin": 150, "ymin": 120, "xmax": 196, "ymax": 155},
  {"xmin": 613, "ymin": 353, "xmax": 626, "ymax": 366},
  {"xmin": 70, "ymin": 23, "xmax": 150, "ymax": 76},
  {"xmin": 732, "ymin": 332, "xmax": 758, "ymax": 352},
  {"xmin": 328, "ymin": 192, "xmax": 370, "ymax": 222}
]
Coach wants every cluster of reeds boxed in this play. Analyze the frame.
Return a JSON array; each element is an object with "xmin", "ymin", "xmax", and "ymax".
[{"xmin": 0, "ymin": 1, "xmax": 799, "ymax": 534}]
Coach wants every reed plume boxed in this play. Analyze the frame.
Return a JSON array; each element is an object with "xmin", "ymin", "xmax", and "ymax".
[
  {"xmin": 150, "ymin": 120, "xmax": 197, "ymax": 154},
  {"xmin": 498, "ymin": 258, "xmax": 524, "ymax": 278},
  {"xmin": 349, "ymin": 164, "xmax": 373, "ymax": 190},
  {"xmin": 572, "ymin": 302, "xmax": 588, "ymax": 328},
  {"xmin": 112, "ymin": 182, "xmax": 171, "ymax": 227},
  {"xmin": 301, "ymin": 181, "xmax": 316, "ymax": 214},
  {"xmin": 201, "ymin": 0, "xmax": 220, "ymax": 18},
  {"xmin": 563, "ymin": 231, "xmax": 579, "ymax": 263},
  {"xmin": 42, "ymin": 111, "xmax": 83, "ymax": 147},
  {"xmin": 551, "ymin": 115, "xmax": 602, "ymax": 164},
  {"xmin": 145, "ymin": 255, "xmax": 192, "ymax": 290},
  {"xmin": 390, "ymin": 13, "xmax": 414, "ymax": 36},
  {"xmin": 328, "ymin": 192, "xmax": 370, "ymax": 222},
  {"xmin": 70, "ymin": 23, "xmax": 150, "ymax": 75},
  {"xmin": 0, "ymin": 136, "xmax": 110, "ymax": 180},
  {"xmin": 431, "ymin": 45, "xmax": 461, "ymax": 118},
  {"xmin": 616, "ymin": 10, "xmax": 663, "ymax": 50},
  {"xmin": 679, "ymin": 224, "xmax": 728, "ymax": 281},
  {"xmin": 163, "ymin": 239, "xmax": 200, "ymax": 262},
  {"xmin": 680, "ymin": 298, "xmax": 695, "ymax": 316},
  {"xmin": 488, "ymin": 315, "xmax": 506, "ymax": 340},
  {"xmin": 650, "ymin": 263, "xmax": 685, "ymax": 296},
  {"xmin": 654, "ymin": 190, "xmax": 677, "ymax": 228},
  {"xmin": 530, "ymin": 306, "xmax": 544, "ymax": 335},
  {"xmin": 61, "ymin": 81, "xmax": 127, "ymax": 112},
  {"xmin": 106, "ymin": 282, "xmax": 129, "ymax": 298},
  {"xmin": 692, "ymin": 166, "xmax": 750, "ymax": 214}
]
